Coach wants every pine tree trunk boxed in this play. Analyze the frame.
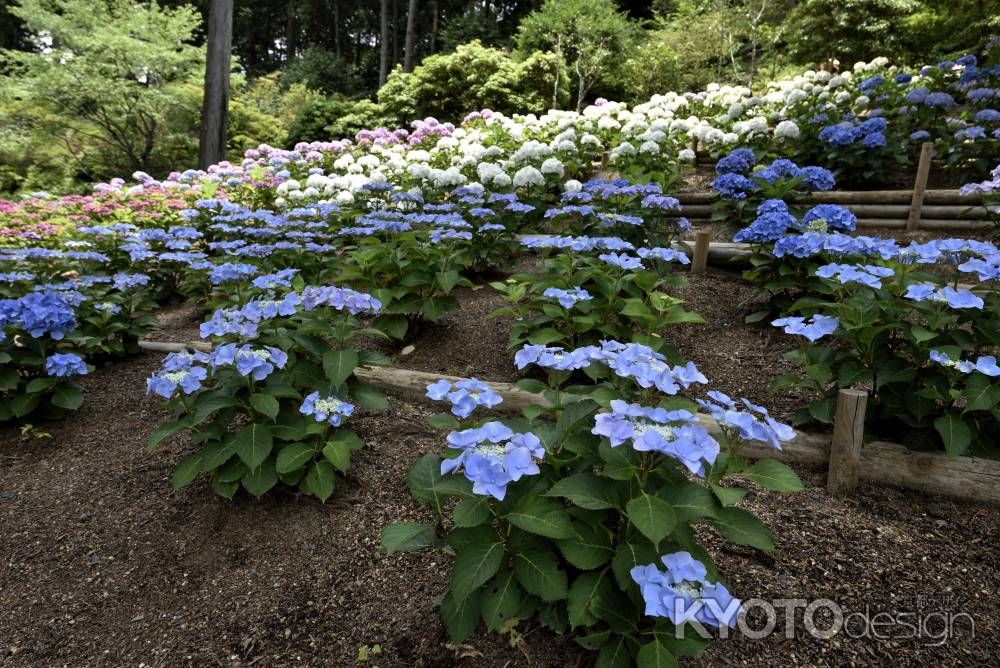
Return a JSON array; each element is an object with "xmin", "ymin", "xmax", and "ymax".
[
  {"xmin": 286, "ymin": 0, "xmax": 297, "ymax": 62},
  {"xmin": 198, "ymin": 0, "xmax": 232, "ymax": 170},
  {"xmin": 379, "ymin": 0, "xmax": 390, "ymax": 86},
  {"xmin": 333, "ymin": 0, "xmax": 340, "ymax": 59},
  {"xmin": 429, "ymin": 0, "xmax": 438, "ymax": 53},
  {"xmin": 392, "ymin": 0, "xmax": 399, "ymax": 65},
  {"xmin": 403, "ymin": 0, "xmax": 419, "ymax": 71}
]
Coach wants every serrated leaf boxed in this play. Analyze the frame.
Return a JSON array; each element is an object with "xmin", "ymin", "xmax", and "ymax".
[
  {"xmin": 51, "ymin": 383, "xmax": 83, "ymax": 410},
  {"xmin": 301, "ymin": 460, "xmax": 336, "ymax": 501},
  {"xmin": 454, "ymin": 497, "xmax": 491, "ymax": 527},
  {"xmin": 626, "ymin": 493, "xmax": 676, "ymax": 545},
  {"xmin": 744, "ymin": 459, "xmax": 804, "ymax": 492},
  {"xmin": 480, "ymin": 569, "xmax": 527, "ymax": 630},
  {"xmin": 506, "ymin": 495, "xmax": 575, "ymax": 539},
  {"xmin": 275, "ymin": 442, "xmax": 315, "ymax": 474},
  {"xmin": 148, "ymin": 420, "xmax": 188, "ymax": 451},
  {"xmin": 934, "ymin": 410, "xmax": 972, "ymax": 457},
  {"xmin": 241, "ymin": 458, "xmax": 278, "ymax": 497},
  {"xmin": 233, "ymin": 424, "xmax": 273, "ymax": 469},
  {"xmin": 546, "ymin": 472, "xmax": 618, "ymax": 510},
  {"xmin": 557, "ymin": 520, "xmax": 614, "ymax": 569},
  {"xmin": 657, "ymin": 482, "xmax": 719, "ymax": 522},
  {"xmin": 323, "ymin": 349, "xmax": 358, "ymax": 387},
  {"xmin": 322, "ymin": 439, "xmax": 351, "ymax": 472},
  {"xmin": 441, "ymin": 588, "xmax": 481, "ymax": 644},
  {"xmin": 567, "ymin": 571, "xmax": 605, "ymax": 628},
  {"xmin": 637, "ymin": 639, "xmax": 678, "ymax": 668},
  {"xmin": 451, "ymin": 536, "xmax": 504, "ymax": 602},
  {"xmin": 710, "ymin": 507, "xmax": 775, "ymax": 552},
  {"xmin": 513, "ymin": 546, "xmax": 568, "ymax": 602},
  {"xmin": 171, "ymin": 452, "xmax": 202, "ymax": 489},
  {"xmin": 380, "ymin": 522, "xmax": 439, "ymax": 554},
  {"xmin": 249, "ymin": 393, "xmax": 280, "ymax": 419}
]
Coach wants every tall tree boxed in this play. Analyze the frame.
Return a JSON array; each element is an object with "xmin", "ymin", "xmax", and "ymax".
[
  {"xmin": 199, "ymin": 0, "xmax": 233, "ymax": 169},
  {"xmin": 404, "ymin": 0, "xmax": 420, "ymax": 71},
  {"xmin": 379, "ymin": 0, "xmax": 390, "ymax": 85}
]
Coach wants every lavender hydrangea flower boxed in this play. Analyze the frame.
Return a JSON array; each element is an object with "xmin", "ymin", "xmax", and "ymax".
[
  {"xmin": 542, "ymin": 286, "xmax": 593, "ymax": 309},
  {"xmin": 146, "ymin": 366, "xmax": 208, "ymax": 398},
  {"xmin": 929, "ymin": 350, "xmax": 1000, "ymax": 377},
  {"xmin": 425, "ymin": 378, "xmax": 503, "ymax": 418},
  {"xmin": 698, "ymin": 391, "xmax": 794, "ymax": 450},
  {"xmin": 904, "ymin": 284, "xmax": 984, "ymax": 309},
  {"xmin": 440, "ymin": 422, "xmax": 544, "ymax": 499},
  {"xmin": 514, "ymin": 344, "xmax": 600, "ymax": 371},
  {"xmin": 300, "ymin": 391, "xmax": 355, "ymax": 426},
  {"xmin": 592, "ymin": 400, "xmax": 720, "ymax": 476},
  {"xmin": 815, "ymin": 263, "xmax": 894, "ymax": 289},
  {"xmin": 631, "ymin": 552, "xmax": 741, "ymax": 628},
  {"xmin": 771, "ymin": 315, "xmax": 840, "ymax": 341}
]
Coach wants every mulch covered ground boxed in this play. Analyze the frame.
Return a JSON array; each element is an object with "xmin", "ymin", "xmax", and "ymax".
[{"xmin": 2, "ymin": 270, "xmax": 998, "ymax": 667}]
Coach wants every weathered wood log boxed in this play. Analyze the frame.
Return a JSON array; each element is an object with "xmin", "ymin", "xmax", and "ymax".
[
  {"xmin": 908, "ymin": 142, "xmax": 936, "ymax": 231},
  {"xmin": 847, "ymin": 204, "xmax": 989, "ymax": 220},
  {"xmin": 138, "ymin": 340, "xmax": 212, "ymax": 353},
  {"xmin": 827, "ymin": 389, "xmax": 868, "ymax": 494},
  {"xmin": 691, "ymin": 230, "xmax": 712, "ymax": 274},
  {"xmin": 676, "ymin": 189, "xmax": 981, "ymax": 207},
  {"xmin": 854, "ymin": 218, "xmax": 993, "ymax": 231}
]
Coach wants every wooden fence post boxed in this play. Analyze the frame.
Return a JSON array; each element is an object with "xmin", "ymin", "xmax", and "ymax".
[
  {"xmin": 691, "ymin": 230, "xmax": 712, "ymax": 274},
  {"xmin": 906, "ymin": 142, "xmax": 934, "ymax": 232},
  {"xmin": 827, "ymin": 389, "xmax": 868, "ymax": 494}
]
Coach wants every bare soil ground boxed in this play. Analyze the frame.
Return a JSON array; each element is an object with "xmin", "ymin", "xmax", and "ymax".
[{"xmin": 2, "ymin": 278, "xmax": 998, "ymax": 667}]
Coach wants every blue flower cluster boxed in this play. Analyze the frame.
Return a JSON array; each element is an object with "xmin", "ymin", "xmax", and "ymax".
[
  {"xmin": 631, "ymin": 552, "xmax": 740, "ymax": 628},
  {"xmin": 819, "ymin": 117, "xmax": 888, "ymax": 148},
  {"xmin": 592, "ymin": 400, "xmax": 720, "ymax": 476},
  {"xmin": 426, "ymin": 377, "xmax": 503, "ymax": 418},
  {"xmin": 45, "ymin": 352, "xmax": 88, "ymax": 377},
  {"xmin": 904, "ymin": 284, "xmax": 984, "ymax": 309},
  {"xmin": 300, "ymin": 391, "xmax": 355, "ymax": 426},
  {"xmin": 698, "ymin": 391, "xmax": 794, "ymax": 449},
  {"xmin": 733, "ymin": 200, "xmax": 797, "ymax": 243},
  {"xmin": 929, "ymin": 350, "xmax": 1000, "ymax": 376},
  {"xmin": 542, "ymin": 286, "xmax": 592, "ymax": 309},
  {"xmin": 815, "ymin": 263, "xmax": 894, "ymax": 289},
  {"xmin": 440, "ymin": 421, "xmax": 544, "ymax": 499},
  {"xmin": 0, "ymin": 291, "xmax": 77, "ymax": 340},
  {"xmin": 772, "ymin": 314, "xmax": 840, "ymax": 341}
]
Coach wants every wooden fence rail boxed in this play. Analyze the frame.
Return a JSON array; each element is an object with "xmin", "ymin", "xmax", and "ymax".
[{"xmin": 136, "ymin": 341, "xmax": 1000, "ymax": 504}]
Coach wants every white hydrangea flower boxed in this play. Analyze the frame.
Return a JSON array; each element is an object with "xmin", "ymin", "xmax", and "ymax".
[
  {"xmin": 678, "ymin": 148, "xmax": 696, "ymax": 162},
  {"xmin": 563, "ymin": 179, "xmax": 583, "ymax": 192},
  {"xmin": 540, "ymin": 158, "xmax": 564, "ymax": 176},
  {"xmin": 335, "ymin": 190, "xmax": 354, "ymax": 205},
  {"xmin": 775, "ymin": 120, "xmax": 800, "ymax": 139},
  {"xmin": 513, "ymin": 165, "xmax": 544, "ymax": 188}
]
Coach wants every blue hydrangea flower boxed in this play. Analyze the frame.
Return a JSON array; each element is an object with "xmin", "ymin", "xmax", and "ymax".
[
  {"xmin": 734, "ymin": 207, "xmax": 796, "ymax": 243},
  {"xmin": 146, "ymin": 367, "xmax": 208, "ymax": 398},
  {"xmin": 631, "ymin": 552, "xmax": 740, "ymax": 628},
  {"xmin": 598, "ymin": 253, "xmax": 644, "ymax": 270},
  {"xmin": 425, "ymin": 378, "xmax": 503, "ymax": 418},
  {"xmin": 592, "ymin": 400, "xmax": 720, "ymax": 476},
  {"xmin": 904, "ymin": 284, "xmax": 984, "ymax": 309},
  {"xmin": 711, "ymin": 173, "xmax": 757, "ymax": 200},
  {"xmin": 798, "ymin": 166, "xmax": 836, "ymax": 191},
  {"xmin": 440, "ymin": 421, "xmax": 544, "ymax": 500},
  {"xmin": 514, "ymin": 344, "xmax": 600, "ymax": 371},
  {"xmin": 209, "ymin": 263, "xmax": 258, "ymax": 285},
  {"xmin": 209, "ymin": 344, "xmax": 289, "ymax": 380},
  {"xmin": 542, "ymin": 286, "xmax": 593, "ymax": 309},
  {"xmin": 637, "ymin": 247, "xmax": 690, "ymax": 264},
  {"xmin": 697, "ymin": 391, "xmax": 794, "ymax": 450},
  {"xmin": 800, "ymin": 204, "xmax": 857, "ymax": 233},
  {"xmin": 771, "ymin": 314, "xmax": 840, "ymax": 341},
  {"xmin": 13, "ymin": 291, "xmax": 77, "ymax": 340},
  {"xmin": 596, "ymin": 341, "xmax": 708, "ymax": 395},
  {"xmin": 45, "ymin": 352, "xmax": 88, "ymax": 377},
  {"xmin": 815, "ymin": 263, "xmax": 894, "ymax": 289},
  {"xmin": 300, "ymin": 391, "xmax": 355, "ymax": 426},
  {"xmin": 715, "ymin": 148, "xmax": 756, "ymax": 175}
]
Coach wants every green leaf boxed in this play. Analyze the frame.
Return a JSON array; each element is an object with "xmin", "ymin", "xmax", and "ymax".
[
  {"xmin": 302, "ymin": 460, "xmax": 336, "ymax": 501},
  {"xmin": 611, "ymin": 541, "xmax": 659, "ymax": 591},
  {"xmin": 233, "ymin": 424, "xmax": 273, "ymax": 469},
  {"xmin": 964, "ymin": 374, "xmax": 999, "ymax": 413},
  {"xmin": 546, "ymin": 472, "xmax": 618, "ymax": 510},
  {"xmin": 558, "ymin": 520, "xmax": 614, "ymax": 570},
  {"xmin": 513, "ymin": 546, "xmax": 568, "ymax": 602},
  {"xmin": 480, "ymin": 569, "xmax": 527, "ymax": 630},
  {"xmin": 744, "ymin": 459, "xmax": 804, "ymax": 492},
  {"xmin": 171, "ymin": 452, "xmax": 202, "ymax": 489},
  {"xmin": 26, "ymin": 377, "xmax": 55, "ymax": 393},
  {"xmin": 328, "ymin": 428, "xmax": 364, "ymax": 450},
  {"xmin": 373, "ymin": 313, "xmax": 408, "ymax": 340},
  {"xmin": 435, "ymin": 270, "xmax": 462, "ymax": 293},
  {"xmin": 275, "ymin": 442, "xmax": 316, "ymax": 474},
  {"xmin": 710, "ymin": 507, "xmax": 775, "ymax": 552},
  {"xmin": 428, "ymin": 412, "xmax": 460, "ymax": 429},
  {"xmin": 626, "ymin": 493, "xmax": 676, "ymax": 545},
  {"xmin": 408, "ymin": 453, "xmax": 471, "ymax": 513},
  {"xmin": 323, "ymin": 349, "xmax": 358, "ymax": 387},
  {"xmin": 249, "ymin": 393, "xmax": 280, "ymax": 419},
  {"xmin": 567, "ymin": 571, "xmax": 605, "ymax": 628},
  {"xmin": 10, "ymin": 392, "xmax": 40, "ymax": 418},
  {"xmin": 710, "ymin": 483, "xmax": 747, "ymax": 507},
  {"xmin": 506, "ymin": 495, "xmax": 575, "ymax": 539},
  {"xmin": 658, "ymin": 482, "xmax": 719, "ymax": 522},
  {"xmin": 51, "ymin": 383, "xmax": 83, "ymax": 410},
  {"xmin": 595, "ymin": 633, "xmax": 631, "ymax": 668},
  {"xmin": 451, "ymin": 535, "xmax": 505, "ymax": 602},
  {"xmin": 440, "ymin": 589, "xmax": 481, "ymax": 644},
  {"xmin": 0, "ymin": 366, "xmax": 19, "ymax": 391},
  {"xmin": 514, "ymin": 378, "xmax": 548, "ymax": 394},
  {"xmin": 241, "ymin": 458, "xmax": 278, "ymax": 497},
  {"xmin": 352, "ymin": 381, "xmax": 388, "ymax": 409},
  {"xmin": 147, "ymin": 420, "xmax": 188, "ymax": 451},
  {"xmin": 211, "ymin": 477, "xmax": 239, "ymax": 499},
  {"xmin": 454, "ymin": 497, "xmax": 491, "ymax": 527},
  {"xmin": 744, "ymin": 309, "xmax": 771, "ymax": 324},
  {"xmin": 637, "ymin": 639, "xmax": 678, "ymax": 668},
  {"xmin": 322, "ymin": 439, "xmax": 351, "ymax": 472},
  {"xmin": 200, "ymin": 434, "xmax": 239, "ymax": 471},
  {"xmin": 934, "ymin": 411, "xmax": 972, "ymax": 457},
  {"xmin": 380, "ymin": 522, "xmax": 440, "ymax": 554}
]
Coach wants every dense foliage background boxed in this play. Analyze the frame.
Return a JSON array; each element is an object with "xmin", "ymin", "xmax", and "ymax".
[{"xmin": 1, "ymin": 0, "xmax": 997, "ymax": 194}]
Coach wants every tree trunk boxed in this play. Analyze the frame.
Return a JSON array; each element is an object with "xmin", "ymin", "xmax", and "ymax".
[
  {"xmin": 429, "ymin": 0, "xmax": 438, "ymax": 53},
  {"xmin": 378, "ymin": 0, "xmax": 390, "ymax": 86},
  {"xmin": 392, "ymin": 0, "xmax": 399, "ymax": 65},
  {"xmin": 403, "ymin": 0, "xmax": 419, "ymax": 71},
  {"xmin": 198, "ymin": 0, "xmax": 233, "ymax": 170},
  {"xmin": 333, "ymin": 0, "xmax": 340, "ymax": 59},
  {"xmin": 286, "ymin": 0, "xmax": 297, "ymax": 62}
]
